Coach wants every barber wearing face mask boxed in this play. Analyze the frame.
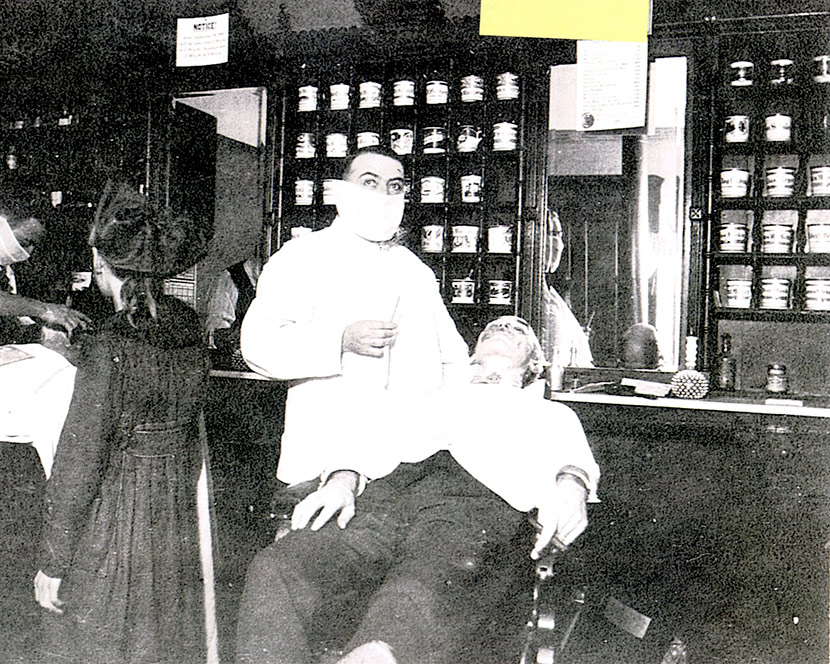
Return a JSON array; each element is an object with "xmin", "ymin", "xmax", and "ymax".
[{"xmin": 241, "ymin": 147, "xmax": 470, "ymax": 512}]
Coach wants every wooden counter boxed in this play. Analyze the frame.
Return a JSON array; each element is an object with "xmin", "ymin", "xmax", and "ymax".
[{"xmin": 547, "ymin": 389, "xmax": 829, "ymax": 662}]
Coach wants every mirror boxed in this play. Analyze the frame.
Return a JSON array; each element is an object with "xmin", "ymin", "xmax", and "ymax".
[
  {"xmin": 545, "ymin": 56, "xmax": 688, "ymax": 371},
  {"xmin": 166, "ymin": 87, "xmax": 269, "ymax": 331}
]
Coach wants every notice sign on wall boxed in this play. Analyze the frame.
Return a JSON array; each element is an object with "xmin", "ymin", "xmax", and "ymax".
[
  {"xmin": 576, "ymin": 40, "xmax": 647, "ymax": 131},
  {"xmin": 176, "ymin": 13, "xmax": 229, "ymax": 67}
]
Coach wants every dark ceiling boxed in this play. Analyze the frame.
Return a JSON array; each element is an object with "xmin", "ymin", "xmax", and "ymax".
[{"xmin": 0, "ymin": 0, "xmax": 827, "ymax": 106}]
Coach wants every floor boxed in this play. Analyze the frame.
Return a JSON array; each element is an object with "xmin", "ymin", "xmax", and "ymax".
[{"xmin": 2, "ymin": 438, "xmax": 828, "ymax": 664}]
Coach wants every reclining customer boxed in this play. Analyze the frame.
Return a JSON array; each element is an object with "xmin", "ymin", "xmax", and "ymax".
[{"xmin": 236, "ymin": 315, "xmax": 599, "ymax": 664}]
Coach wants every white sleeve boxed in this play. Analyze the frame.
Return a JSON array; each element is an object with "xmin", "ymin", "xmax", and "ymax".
[
  {"xmin": 543, "ymin": 403, "xmax": 601, "ymax": 503},
  {"xmin": 240, "ymin": 244, "xmax": 345, "ymax": 380}
]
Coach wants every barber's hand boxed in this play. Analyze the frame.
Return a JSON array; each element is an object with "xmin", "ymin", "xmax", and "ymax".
[
  {"xmin": 41, "ymin": 304, "xmax": 92, "ymax": 337},
  {"xmin": 291, "ymin": 471, "xmax": 358, "ymax": 531},
  {"xmin": 34, "ymin": 570, "xmax": 64, "ymax": 614},
  {"xmin": 530, "ymin": 477, "xmax": 588, "ymax": 560},
  {"xmin": 342, "ymin": 320, "xmax": 398, "ymax": 358}
]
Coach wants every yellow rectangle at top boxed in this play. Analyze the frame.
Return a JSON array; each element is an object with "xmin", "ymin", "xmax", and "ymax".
[{"xmin": 479, "ymin": 0, "xmax": 649, "ymax": 43}]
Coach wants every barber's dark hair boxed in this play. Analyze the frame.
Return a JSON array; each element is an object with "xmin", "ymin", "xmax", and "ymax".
[{"xmin": 341, "ymin": 146, "xmax": 404, "ymax": 179}]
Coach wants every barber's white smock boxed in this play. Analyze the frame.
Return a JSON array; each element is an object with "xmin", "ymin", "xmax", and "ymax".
[{"xmin": 241, "ymin": 218, "xmax": 470, "ymax": 485}]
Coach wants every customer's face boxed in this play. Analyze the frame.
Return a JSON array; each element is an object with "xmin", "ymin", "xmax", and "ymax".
[
  {"xmin": 475, "ymin": 316, "xmax": 535, "ymax": 367},
  {"xmin": 344, "ymin": 153, "xmax": 405, "ymax": 196}
]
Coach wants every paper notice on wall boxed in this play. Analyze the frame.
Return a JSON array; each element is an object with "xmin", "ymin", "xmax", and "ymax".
[
  {"xmin": 176, "ymin": 13, "xmax": 229, "ymax": 67},
  {"xmin": 576, "ymin": 40, "xmax": 647, "ymax": 131}
]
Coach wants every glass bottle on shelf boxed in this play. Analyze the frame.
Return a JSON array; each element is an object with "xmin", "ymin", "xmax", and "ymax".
[{"xmin": 716, "ymin": 333, "xmax": 736, "ymax": 390}]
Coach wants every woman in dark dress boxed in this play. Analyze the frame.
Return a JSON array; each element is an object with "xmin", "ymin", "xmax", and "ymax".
[{"xmin": 34, "ymin": 183, "xmax": 214, "ymax": 663}]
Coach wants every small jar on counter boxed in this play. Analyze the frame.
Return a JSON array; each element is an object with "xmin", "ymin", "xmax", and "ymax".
[{"xmin": 765, "ymin": 364, "xmax": 789, "ymax": 393}]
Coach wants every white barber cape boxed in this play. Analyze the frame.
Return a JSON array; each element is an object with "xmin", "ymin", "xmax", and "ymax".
[
  {"xmin": 326, "ymin": 382, "xmax": 601, "ymax": 513},
  {"xmin": 241, "ymin": 218, "xmax": 470, "ymax": 486},
  {"xmin": 0, "ymin": 343, "xmax": 76, "ymax": 477}
]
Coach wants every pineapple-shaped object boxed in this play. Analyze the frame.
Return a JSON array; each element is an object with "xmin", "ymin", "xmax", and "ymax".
[{"xmin": 670, "ymin": 336, "xmax": 710, "ymax": 399}]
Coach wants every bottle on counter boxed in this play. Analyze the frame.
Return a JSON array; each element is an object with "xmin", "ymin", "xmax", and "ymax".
[
  {"xmin": 716, "ymin": 333, "xmax": 736, "ymax": 390},
  {"xmin": 766, "ymin": 363, "xmax": 789, "ymax": 394}
]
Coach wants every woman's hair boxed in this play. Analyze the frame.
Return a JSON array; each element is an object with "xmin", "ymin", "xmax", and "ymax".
[{"xmin": 90, "ymin": 181, "xmax": 213, "ymax": 326}]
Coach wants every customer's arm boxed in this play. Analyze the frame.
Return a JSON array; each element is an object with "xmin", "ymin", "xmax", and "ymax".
[{"xmin": 530, "ymin": 403, "xmax": 600, "ymax": 559}]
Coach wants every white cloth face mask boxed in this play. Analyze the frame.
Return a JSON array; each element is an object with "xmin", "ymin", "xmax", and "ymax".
[{"xmin": 331, "ymin": 180, "xmax": 405, "ymax": 242}]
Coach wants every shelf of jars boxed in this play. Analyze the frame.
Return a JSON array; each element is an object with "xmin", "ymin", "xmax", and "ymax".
[
  {"xmin": 709, "ymin": 43, "xmax": 830, "ymax": 326},
  {"xmin": 278, "ymin": 60, "xmax": 526, "ymax": 324}
]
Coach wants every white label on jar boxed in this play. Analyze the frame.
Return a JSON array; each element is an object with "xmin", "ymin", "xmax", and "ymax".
[
  {"xmin": 329, "ymin": 84, "xmax": 350, "ymax": 110},
  {"xmin": 451, "ymin": 278, "xmax": 475, "ymax": 303},
  {"xmin": 295, "ymin": 132, "xmax": 316, "ymax": 158},
  {"xmin": 421, "ymin": 225, "xmax": 444, "ymax": 252},
  {"xmin": 420, "ymin": 177, "xmax": 445, "ymax": 203},
  {"xmin": 295, "ymin": 179, "xmax": 314, "ymax": 205},
  {"xmin": 488, "ymin": 225, "xmax": 513, "ymax": 253},
  {"xmin": 765, "ymin": 113, "xmax": 792, "ymax": 142},
  {"xmin": 725, "ymin": 279, "xmax": 752, "ymax": 308},
  {"xmin": 724, "ymin": 115, "xmax": 749, "ymax": 143},
  {"xmin": 390, "ymin": 128, "xmax": 414, "ymax": 155},
  {"xmin": 426, "ymin": 80, "xmax": 449, "ymax": 104},
  {"xmin": 719, "ymin": 223, "xmax": 747, "ymax": 252},
  {"xmin": 811, "ymin": 166, "xmax": 830, "ymax": 195},
  {"xmin": 729, "ymin": 61, "xmax": 754, "ymax": 87},
  {"xmin": 456, "ymin": 125, "xmax": 482, "ymax": 152},
  {"xmin": 460, "ymin": 75, "xmax": 484, "ymax": 102},
  {"xmin": 488, "ymin": 280, "xmax": 512, "ymax": 304},
  {"xmin": 765, "ymin": 166, "xmax": 795, "ymax": 197},
  {"xmin": 326, "ymin": 133, "xmax": 348, "ymax": 158},
  {"xmin": 357, "ymin": 131, "xmax": 380, "ymax": 149},
  {"xmin": 422, "ymin": 127, "xmax": 446, "ymax": 154},
  {"xmin": 298, "ymin": 85, "xmax": 318, "ymax": 111},
  {"xmin": 359, "ymin": 81, "xmax": 382, "ymax": 108},
  {"xmin": 460, "ymin": 174, "xmax": 482, "ymax": 202},
  {"xmin": 393, "ymin": 80, "xmax": 415, "ymax": 106},
  {"xmin": 322, "ymin": 179, "xmax": 338, "ymax": 205},
  {"xmin": 496, "ymin": 72, "xmax": 519, "ymax": 99},
  {"xmin": 813, "ymin": 55, "xmax": 830, "ymax": 83},
  {"xmin": 492, "ymin": 121, "xmax": 518, "ymax": 150},
  {"xmin": 720, "ymin": 168, "xmax": 750, "ymax": 198},
  {"xmin": 451, "ymin": 225, "xmax": 479, "ymax": 252}
]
